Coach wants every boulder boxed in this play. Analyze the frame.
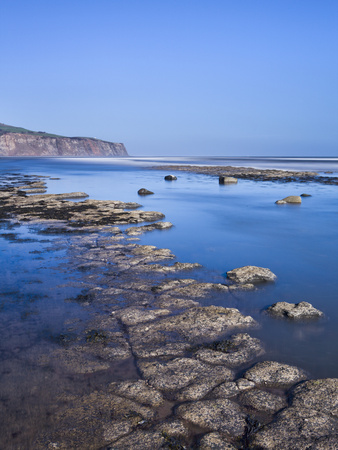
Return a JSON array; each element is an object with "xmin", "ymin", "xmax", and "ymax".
[
  {"xmin": 164, "ymin": 175, "xmax": 177, "ymax": 180},
  {"xmin": 300, "ymin": 193, "xmax": 312, "ymax": 197},
  {"xmin": 275, "ymin": 195, "xmax": 302, "ymax": 204},
  {"xmin": 226, "ymin": 265, "xmax": 277, "ymax": 284},
  {"xmin": 137, "ymin": 188, "xmax": 154, "ymax": 195},
  {"xmin": 266, "ymin": 301, "xmax": 324, "ymax": 320},
  {"xmin": 219, "ymin": 175, "xmax": 238, "ymax": 184}
]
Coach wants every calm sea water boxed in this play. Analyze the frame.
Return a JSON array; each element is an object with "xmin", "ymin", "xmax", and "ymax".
[{"xmin": 0, "ymin": 156, "xmax": 337, "ymax": 382}]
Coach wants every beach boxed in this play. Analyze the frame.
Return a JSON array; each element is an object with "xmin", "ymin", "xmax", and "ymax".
[{"xmin": 0, "ymin": 158, "xmax": 337, "ymax": 448}]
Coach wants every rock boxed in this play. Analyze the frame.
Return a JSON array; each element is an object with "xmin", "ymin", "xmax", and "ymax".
[
  {"xmin": 226, "ymin": 265, "xmax": 277, "ymax": 284},
  {"xmin": 290, "ymin": 378, "xmax": 338, "ymax": 416},
  {"xmin": 137, "ymin": 188, "xmax": 154, "ymax": 195},
  {"xmin": 300, "ymin": 193, "xmax": 312, "ymax": 197},
  {"xmin": 125, "ymin": 221, "xmax": 173, "ymax": 236},
  {"xmin": 176, "ymin": 398, "xmax": 246, "ymax": 438},
  {"xmin": 108, "ymin": 380, "xmax": 165, "ymax": 407},
  {"xmin": 194, "ymin": 333, "xmax": 265, "ymax": 368},
  {"xmin": 219, "ymin": 175, "xmax": 238, "ymax": 184},
  {"xmin": 250, "ymin": 406, "xmax": 338, "ymax": 449},
  {"xmin": 266, "ymin": 301, "xmax": 324, "ymax": 320},
  {"xmin": 112, "ymin": 307, "xmax": 170, "ymax": 326},
  {"xmin": 243, "ymin": 361, "xmax": 307, "ymax": 388},
  {"xmin": 138, "ymin": 357, "xmax": 234, "ymax": 400},
  {"xmin": 239, "ymin": 388, "xmax": 287, "ymax": 413},
  {"xmin": 110, "ymin": 430, "xmax": 166, "ymax": 449},
  {"xmin": 164, "ymin": 174, "xmax": 177, "ymax": 180},
  {"xmin": 275, "ymin": 195, "xmax": 302, "ymax": 204},
  {"xmin": 199, "ymin": 432, "xmax": 236, "ymax": 449}
]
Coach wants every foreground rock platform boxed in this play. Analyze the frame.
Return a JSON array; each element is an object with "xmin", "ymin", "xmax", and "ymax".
[{"xmin": 0, "ymin": 172, "xmax": 336, "ymax": 449}]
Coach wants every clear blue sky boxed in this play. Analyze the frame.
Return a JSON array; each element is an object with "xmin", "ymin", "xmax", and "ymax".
[{"xmin": 1, "ymin": 0, "xmax": 337, "ymax": 156}]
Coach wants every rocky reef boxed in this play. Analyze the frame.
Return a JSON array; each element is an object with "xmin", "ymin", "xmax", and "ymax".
[{"xmin": 0, "ymin": 123, "xmax": 128, "ymax": 157}]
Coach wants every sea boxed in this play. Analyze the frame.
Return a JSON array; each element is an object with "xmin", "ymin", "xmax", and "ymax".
[{"xmin": 0, "ymin": 156, "xmax": 337, "ymax": 444}]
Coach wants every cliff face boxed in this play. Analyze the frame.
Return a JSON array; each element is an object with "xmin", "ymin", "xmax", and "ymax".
[{"xmin": 0, "ymin": 133, "xmax": 128, "ymax": 157}]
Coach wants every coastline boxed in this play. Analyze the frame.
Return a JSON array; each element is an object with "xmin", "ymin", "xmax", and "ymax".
[{"xmin": 0, "ymin": 171, "xmax": 337, "ymax": 448}]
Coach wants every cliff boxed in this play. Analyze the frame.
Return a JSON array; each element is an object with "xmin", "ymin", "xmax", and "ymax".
[{"xmin": 0, "ymin": 123, "xmax": 128, "ymax": 157}]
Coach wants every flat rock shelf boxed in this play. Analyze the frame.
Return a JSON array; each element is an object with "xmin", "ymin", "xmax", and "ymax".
[{"xmin": 0, "ymin": 172, "xmax": 337, "ymax": 449}]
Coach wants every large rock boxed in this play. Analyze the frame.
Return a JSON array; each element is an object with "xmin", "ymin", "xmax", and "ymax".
[
  {"xmin": 243, "ymin": 361, "xmax": 307, "ymax": 387},
  {"xmin": 275, "ymin": 195, "xmax": 302, "ymax": 204},
  {"xmin": 164, "ymin": 174, "xmax": 177, "ymax": 180},
  {"xmin": 227, "ymin": 265, "xmax": 277, "ymax": 284},
  {"xmin": 266, "ymin": 301, "xmax": 324, "ymax": 320}
]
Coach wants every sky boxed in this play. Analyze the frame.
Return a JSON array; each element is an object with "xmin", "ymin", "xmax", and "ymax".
[{"xmin": 1, "ymin": 0, "xmax": 337, "ymax": 156}]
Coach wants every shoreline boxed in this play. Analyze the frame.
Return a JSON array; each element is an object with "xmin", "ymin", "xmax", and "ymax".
[{"xmin": 0, "ymin": 173, "xmax": 337, "ymax": 448}]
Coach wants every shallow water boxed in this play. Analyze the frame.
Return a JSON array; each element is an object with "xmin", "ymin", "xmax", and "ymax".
[{"xmin": 0, "ymin": 156, "xmax": 337, "ymax": 446}]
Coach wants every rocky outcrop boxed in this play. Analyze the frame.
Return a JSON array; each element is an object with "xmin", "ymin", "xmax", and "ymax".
[{"xmin": 0, "ymin": 132, "xmax": 128, "ymax": 157}]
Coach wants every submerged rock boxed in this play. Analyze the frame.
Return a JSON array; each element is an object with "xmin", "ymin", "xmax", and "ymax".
[
  {"xmin": 243, "ymin": 361, "xmax": 307, "ymax": 388},
  {"xmin": 266, "ymin": 301, "xmax": 324, "ymax": 320},
  {"xmin": 227, "ymin": 265, "xmax": 277, "ymax": 284},
  {"xmin": 300, "ymin": 193, "xmax": 312, "ymax": 197},
  {"xmin": 275, "ymin": 195, "xmax": 302, "ymax": 204}
]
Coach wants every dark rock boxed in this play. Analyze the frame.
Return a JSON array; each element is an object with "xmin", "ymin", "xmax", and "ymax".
[
  {"xmin": 164, "ymin": 174, "xmax": 177, "ymax": 180},
  {"xmin": 300, "ymin": 193, "xmax": 312, "ymax": 197},
  {"xmin": 219, "ymin": 175, "xmax": 238, "ymax": 184},
  {"xmin": 137, "ymin": 188, "xmax": 154, "ymax": 195}
]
